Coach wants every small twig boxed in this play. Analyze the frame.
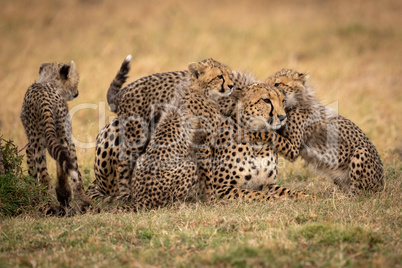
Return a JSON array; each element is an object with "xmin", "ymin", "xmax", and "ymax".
[{"xmin": 17, "ymin": 143, "xmax": 28, "ymax": 154}]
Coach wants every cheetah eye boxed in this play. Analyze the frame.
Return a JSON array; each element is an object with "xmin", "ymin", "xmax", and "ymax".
[
  {"xmin": 217, "ymin": 75, "xmax": 224, "ymax": 80},
  {"xmin": 263, "ymin": 99, "xmax": 272, "ymax": 105},
  {"xmin": 274, "ymin": 82, "xmax": 282, "ymax": 87}
]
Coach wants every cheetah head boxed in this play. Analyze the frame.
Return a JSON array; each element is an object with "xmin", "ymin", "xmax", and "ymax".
[
  {"xmin": 188, "ymin": 58, "xmax": 234, "ymax": 101},
  {"xmin": 235, "ymin": 83, "xmax": 287, "ymax": 131},
  {"xmin": 37, "ymin": 61, "xmax": 80, "ymax": 101},
  {"xmin": 265, "ymin": 68, "xmax": 310, "ymax": 111}
]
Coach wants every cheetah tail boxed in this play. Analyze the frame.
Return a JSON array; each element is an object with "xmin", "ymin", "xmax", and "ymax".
[
  {"xmin": 107, "ymin": 54, "xmax": 132, "ymax": 112},
  {"xmin": 42, "ymin": 109, "xmax": 77, "ymax": 176}
]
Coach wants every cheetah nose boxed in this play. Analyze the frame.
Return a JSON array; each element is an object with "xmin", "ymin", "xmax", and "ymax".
[
  {"xmin": 226, "ymin": 84, "xmax": 234, "ymax": 95},
  {"xmin": 278, "ymin": 115, "xmax": 287, "ymax": 122}
]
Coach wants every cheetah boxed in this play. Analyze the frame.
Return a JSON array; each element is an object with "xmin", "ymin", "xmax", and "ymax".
[
  {"xmin": 87, "ymin": 58, "xmax": 235, "ymax": 200},
  {"xmin": 124, "ymin": 60, "xmax": 235, "ymax": 209},
  {"xmin": 253, "ymin": 69, "xmax": 384, "ymax": 194},
  {"xmin": 198, "ymin": 82, "xmax": 308, "ymax": 201},
  {"xmin": 96, "ymin": 58, "xmax": 235, "ymax": 208},
  {"xmin": 20, "ymin": 61, "xmax": 91, "ymax": 210}
]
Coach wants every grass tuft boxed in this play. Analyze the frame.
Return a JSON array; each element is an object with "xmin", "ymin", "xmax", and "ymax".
[
  {"xmin": 0, "ymin": 137, "xmax": 52, "ymax": 217},
  {"xmin": 289, "ymin": 223, "xmax": 383, "ymax": 247}
]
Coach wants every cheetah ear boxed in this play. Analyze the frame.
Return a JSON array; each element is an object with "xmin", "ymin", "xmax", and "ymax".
[
  {"xmin": 231, "ymin": 87, "xmax": 245, "ymax": 100},
  {"xmin": 298, "ymin": 72, "xmax": 310, "ymax": 80},
  {"xmin": 188, "ymin": 62, "xmax": 202, "ymax": 78},
  {"xmin": 69, "ymin": 61, "xmax": 76, "ymax": 76},
  {"xmin": 60, "ymin": 64, "xmax": 70, "ymax": 80},
  {"xmin": 298, "ymin": 72, "xmax": 310, "ymax": 87},
  {"xmin": 39, "ymin": 63, "xmax": 50, "ymax": 74}
]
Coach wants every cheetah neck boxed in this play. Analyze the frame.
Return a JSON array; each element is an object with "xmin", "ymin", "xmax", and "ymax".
[
  {"xmin": 169, "ymin": 78, "xmax": 221, "ymax": 144},
  {"xmin": 287, "ymin": 84, "xmax": 320, "ymax": 113}
]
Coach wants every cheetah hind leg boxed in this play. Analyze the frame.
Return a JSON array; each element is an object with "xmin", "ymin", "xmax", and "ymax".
[
  {"xmin": 115, "ymin": 155, "xmax": 135, "ymax": 201},
  {"xmin": 44, "ymin": 163, "xmax": 71, "ymax": 217},
  {"xmin": 36, "ymin": 142, "xmax": 52, "ymax": 190},
  {"xmin": 86, "ymin": 181, "xmax": 107, "ymax": 201},
  {"xmin": 348, "ymin": 148, "xmax": 384, "ymax": 194},
  {"xmin": 56, "ymin": 162, "xmax": 72, "ymax": 207},
  {"xmin": 67, "ymin": 142, "xmax": 92, "ymax": 212},
  {"xmin": 262, "ymin": 184, "xmax": 310, "ymax": 200},
  {"xmin": 26, "ymin": 142, "xmax": 37, "ymax": 178},
  {"xmin": 91, "ymin": 161, "xmax": 133, "ymax": 204}
]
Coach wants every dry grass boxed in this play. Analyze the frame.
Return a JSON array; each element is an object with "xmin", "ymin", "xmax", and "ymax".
[
  {"xmin": 0, "ymin": 0, "xmax": 401, "ymax": 266},
  {"xmin": 1, "ymin": 170, "xmax": 401, "ymax": 267}
]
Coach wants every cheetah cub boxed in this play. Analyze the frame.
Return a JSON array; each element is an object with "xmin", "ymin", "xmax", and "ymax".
[
  {"xmin": 126, "ymin": 59, "xmax": 234, "ymax": 209},
  {"xmin": 258, "ymin": 69, "xmax": 384, "ymax": 194},
  {"xmin": 20, "ymin": 61, "xmax": 91, "ymax": 210}
]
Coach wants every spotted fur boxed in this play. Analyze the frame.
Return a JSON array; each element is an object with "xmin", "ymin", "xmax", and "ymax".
[
  {"xmin": 124, "ymin": 61, "xmax": 233, "ymax": 209},
  {"xmin": 87, "ymin": 58, "xmax": 308, "ymax": 202},
  {"xmin": 256, "ymin": 69, "xmax": 384, "ymax": 193},
  {"xmin": 20, "ymin": 61, "xmax": 91, "ymax": 210},
  {"xmin": 199, "ymin": 83, "xmax": 308, "ymax": 201},
  {"xmin": 86, "ymin": 58, "xmax": 235, "ymax": 200}
]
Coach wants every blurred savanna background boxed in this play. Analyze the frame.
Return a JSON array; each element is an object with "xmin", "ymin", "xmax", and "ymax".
[{"xmin": 0, "ymin": 0, "xmax": 401, "ymax": 266}]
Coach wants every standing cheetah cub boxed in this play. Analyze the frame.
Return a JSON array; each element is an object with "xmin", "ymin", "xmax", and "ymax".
[
  {"xmin": 20, "ymin": 61, "xmax": 91, "ymax": 210},
  {"xmin": 256, "ymin": 69, "xmax": 384, "ymax": 194}
]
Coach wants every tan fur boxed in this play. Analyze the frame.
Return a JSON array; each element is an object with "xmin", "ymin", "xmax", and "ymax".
[
  {"xmin": 108, "ymin": 78, "xmax": 307, "ymax": 210},
  {"xmin": 199, "ymin": 83, "xmax": 308, "ymax": 202},
  {"xmin": 20, "ymin": 61, "xmax": 91, "ymax": 210},
  {"xmin": 88, "ymin": 61, "xmax": 308, "ymax": 202},
  {"xmin": 235, "ymin": 83, "xmax": 287, "ymax": 131},
  {"xmin": 260, "ymin": 68, "xmax": 384, "ymax": 194},
  {"xmin": 123, "ymin": 63, "xmax": 231, "ymax": 209},
  {"xmin": 87, "ymin": 58, "xmax": 234, "ymax": 201}
]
